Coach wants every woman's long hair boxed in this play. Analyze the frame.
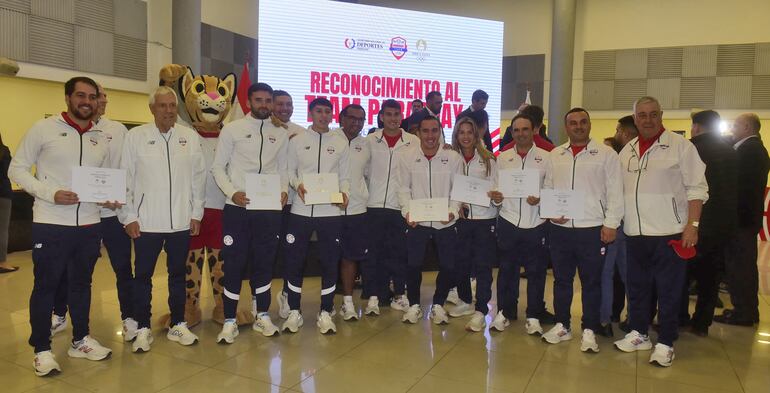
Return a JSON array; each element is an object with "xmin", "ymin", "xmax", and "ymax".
[{"xmin": 451, "ymin": 117, "xmax": 494, "ymax": 177}]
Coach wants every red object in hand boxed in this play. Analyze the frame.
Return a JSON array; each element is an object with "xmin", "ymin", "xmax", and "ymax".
[{"xmin": 668, "ymin": 239, "xmax": 696, "ymax": 260}]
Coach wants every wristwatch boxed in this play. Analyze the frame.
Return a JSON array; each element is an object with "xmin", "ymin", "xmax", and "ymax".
[{"xmin": 689, "ymin": 221, "xmax": 700, "ymax": 228}]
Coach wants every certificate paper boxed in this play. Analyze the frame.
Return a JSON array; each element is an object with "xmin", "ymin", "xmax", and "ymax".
[
  {"xmin": 245, "ymin": 174, "xmax": 281, "ymax": 210},
  {"xmin": 409, "ymin": 198, "xmax": 450, "ymax": 222},
  {"xmin": 498, "ymin": 168, "xmax": 540, "ymax": 198},
  {"xmin": 71, "ymin": 166, "xmax": 126, "ymax": 203},
  {"xmin": 540, "ymin": 189, "xmax": 585, "ymax": 219},
  {"xmin": 450, "ymin": 174, "xmax": 491, "ymax": 207},
  {"xmin": 303, "ymin": 172, "xmax": 342, "ymax": 205}
]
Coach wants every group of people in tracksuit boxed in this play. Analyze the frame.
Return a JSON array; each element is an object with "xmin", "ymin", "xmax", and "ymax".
[{"xmin": 14, "ymin": 75, "xmax": 709, "ymax": 377}]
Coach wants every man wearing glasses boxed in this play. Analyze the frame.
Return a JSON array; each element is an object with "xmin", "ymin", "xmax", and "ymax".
[{"xmin": 615, "ymin": 96, "xmax": 708, "ymax": 367}]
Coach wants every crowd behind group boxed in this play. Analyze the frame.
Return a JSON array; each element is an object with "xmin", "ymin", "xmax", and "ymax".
[{"xmin": 10, "ymin": 76, "xmax": 769, "ymax": 377}]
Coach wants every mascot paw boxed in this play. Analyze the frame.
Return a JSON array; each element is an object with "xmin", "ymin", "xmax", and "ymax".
[
  {"xmin": 159, "ymin": 64, "xmax": 188, "ymax": 87},
  {"xmin": 236, "ymin": 310, "xmax": 255, "ymax": 326},
  {"xmin": 158, "ymin": 313, "xmax": 172, "ymax": 330},
  {"xmin": 185, "ymin": 306, "xmax": 202, "ymax": 328},
  {"xmin": 212, "ymin": 304, "xmax": 225, "ymax": 325}
]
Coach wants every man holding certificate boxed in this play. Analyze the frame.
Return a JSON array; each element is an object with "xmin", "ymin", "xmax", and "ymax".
[
  {"xmin": 614, "ymin": 97, "xmax": 707, "ymax": 367},
  {"xmin": 10, "ymin": 77, "xmax": 114, "ymax": 376},
  {"xmin": 211, "ymin": 82, "xmax": 289, "ymax": 342},
  {"xmin": 120, "ymin": 86, "xmax": 206, "ymax": 353},
  {"xmin": 492, "ymin": 113, "xmax": 553, "ymax": 336},
  {"xmin": 541, "ymin": 108, "xmax": 623, "ymax": 353},
  {"xmin": 282, "ymin": 97, "xmax": 350, "ymax": 334},
  {"xmin": 397, "ymin": 116, "xmax": 464, "ymax": 324}
]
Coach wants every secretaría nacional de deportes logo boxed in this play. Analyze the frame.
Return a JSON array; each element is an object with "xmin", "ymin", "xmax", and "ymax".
[
  {"xmin": 344, "ymin": 38, "xmax": 356, "ymax": 49},
  {"xmin": 390, "ymin": 36, "xmax": 408, "ymax": 60}
]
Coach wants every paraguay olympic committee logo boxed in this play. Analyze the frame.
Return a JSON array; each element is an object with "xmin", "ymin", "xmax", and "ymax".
[
  {"xmin": 414, "ymin": 39, "xmax": 429, "ymax": 62},
  {"xmin": 344, "ymin": 38, "xmax": 356, "ymax": 49},
  {"xmin": 390, "ymin": 36, "xmax": 408, "ymax": 60}
]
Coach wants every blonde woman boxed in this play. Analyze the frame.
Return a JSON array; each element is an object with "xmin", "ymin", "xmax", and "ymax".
[{"xmin": 449, "ymin": 117, "xmax": 498, "ymax": 332}]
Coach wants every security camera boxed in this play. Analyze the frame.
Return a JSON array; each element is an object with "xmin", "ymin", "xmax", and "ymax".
[{"xmin": 0, "ymin": 57, "xmax": 19, "ymax": 76}]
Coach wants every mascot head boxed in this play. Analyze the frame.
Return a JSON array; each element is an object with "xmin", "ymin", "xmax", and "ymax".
[{"xmin": 179, "ymin": 67, "xmax": 236, "ymax": 132}]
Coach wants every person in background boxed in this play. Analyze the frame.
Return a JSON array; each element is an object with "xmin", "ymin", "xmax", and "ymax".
[
  {"xmin": 272, "ymin": 90, "xmax": 305, "ymax": 139},
  {"xmin": 714, "ymin": 113, "xmax": 769, "ymax": 326},
  {"xmin": 467, "ymin": 109, "xmax": 493, "ymax": 152},
  {"xmin": 501, "ymin": 105, "xmax": 555, "ymax": 152},
  {"xmin": 686, "ymin": 110, "xmax": 737, "ymax": 336},
  {"xmin": 455, "ymin": 89, "xmax": 489, "ymax": 121},
  {"xmin": 368, "ymin": 108, "xmax": 384, "ymax": 135},
  {"xmin": 0, "ymin": 131, "xmax": 15, "ymax": 273},
  {"xmin": 422, "ymin": 91, "xmax": 443, "ymax": 118},
  {"xmin": 401, "ymin": 99, "xmax": 425, "ymax": 130}
]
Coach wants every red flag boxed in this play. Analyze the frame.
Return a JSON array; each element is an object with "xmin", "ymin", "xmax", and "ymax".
[{"xmin": 236, "ymin": 62, "xmax": 252, "ymax": 115}]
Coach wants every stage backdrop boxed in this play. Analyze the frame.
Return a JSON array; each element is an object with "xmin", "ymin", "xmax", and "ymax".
[{"xmin": 258, "ymin": 0, "xmax": 504, "ymax": 144}]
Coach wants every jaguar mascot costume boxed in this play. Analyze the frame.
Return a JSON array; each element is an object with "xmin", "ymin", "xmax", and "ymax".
[{"xmin": 157, "ymin": 64, "xmax": 253, "ymax": 327}]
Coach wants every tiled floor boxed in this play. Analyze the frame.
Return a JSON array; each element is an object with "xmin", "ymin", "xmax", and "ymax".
[{"xmin": 1, "ymin": 243, "xmax": 769, "ymax": 393}]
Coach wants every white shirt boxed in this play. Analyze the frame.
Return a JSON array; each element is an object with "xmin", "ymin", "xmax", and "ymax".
[
  {"xmin": 9, "ymin": 114, "xmax": 110, "ymax": 226},
  {"xmin": 497, "ymin": 145, "xmax": 549, "ymax": 229},
  {"xmin": 211, "ymin": 116, "xmax": 289, "ymax": 207},
  {"xmin": 366, "ymin": 129, "xmax": 419, "ymax": 210},
  {"xmin": 332, "ymin": 128, "xmax": 370, "ymax": 216},
  {"xmin": 545, "ymin": 139, "xmax": 624, "ymax": 229},
  {"xmin": 199, "ymin": 135, "xmax": 227, "ymax": 210},
  {"xmin": 92, "ymin": 117, "xmax": 128, "ymax": 218},
  {"xmin": 619, "ymin": 130, "xmax": 709, "ymax": 236},
  {"xmin": 458, "ymin": 151, "xmax": 498, "ymax": 220},
  {"xmin": 288, "ymin": 127, "xmax": 350, "ymax": 217},
  {"xmin": 119, "ymin": 123, "xmax": 206, "ymax": 233},
  {"xmin": 397, "ymin": 146, "xmax": 464, "ymax": 229}
]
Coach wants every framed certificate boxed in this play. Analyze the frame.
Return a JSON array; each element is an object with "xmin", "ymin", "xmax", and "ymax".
[
  {"xmin": 245, "ymin": 173, "xmax": 282, "ymax": 210},
  {"xmin": 71, "ymin": 166, "xmax": 126, "ymax": 203},
  {"xmin": 540, "ymin": 189, "xmax": 585, "ymax": 219},
  {"xmin": 409, "ymin": 198, "xmax": 450, "ymax": 222},
  {"xmin": 498, "ymin": 168, "xmax": 540, "ymax": 198},
  {"xmin": 302, "ymin": 172, "xmax": 343, "ymax": 205},
  {"xmin": 450, "ymin": 174, "xmax": 491, "ymax": 207}
]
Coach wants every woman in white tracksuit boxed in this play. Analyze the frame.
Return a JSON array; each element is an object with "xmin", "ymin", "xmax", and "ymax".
[{"xmin": 448, "ymin": 117, "xmax": 498, "ymax": 332}]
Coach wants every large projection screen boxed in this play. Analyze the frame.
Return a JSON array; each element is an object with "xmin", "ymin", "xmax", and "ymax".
[{"xmin": 258, "ymin": 0, "xmax": 504, "ymax": 144}]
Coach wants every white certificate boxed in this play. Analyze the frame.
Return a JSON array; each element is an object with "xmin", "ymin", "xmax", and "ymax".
[
  {"xmin": 498, "ymin": 168, "xmax": 540, "ymax": 198},
  {"xmin": 409, "ymin": 198, "xmax": 450, "ymax": 222},
  {"xmin": 71, "ymin": 166, "xmax": 126, "ymax": 203},
  {"xmin": 450, "ymin": 174, "xmax": 491, "ymax": 207},
  {"xmin": 303, "ymin": 172, "xmax": 343, "ymax": 205},
  {"xmin": 540, "ymin": 189, "xmax": 585, "ymax": 219},
  {"xmin": 245, "ymin": 174, "xmax": 282, "ymax": 210}
]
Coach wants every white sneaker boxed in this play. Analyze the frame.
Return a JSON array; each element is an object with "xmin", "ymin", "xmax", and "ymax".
[
  {"xmin": 465, "ymin": 311, "xmax": 486, "ymax": 332},
  {"xmin": 402, "ymin": 304, "xmax": 423, "ymax": 324},
  {"xmin": 430, "ymin": 304, "xmax": 449, "ymax": 325},
  {"xmin": 317, "ymin": 311, "xmax": 337, "ymax": 334},
  {"xmin": 282, "ymin": 310, "xmax": 304, "ymax": 333},
  {"xmin": 68, "ymin": 336, "xmax": 112, "ymax": 360},
  {"xmin": 277, "ymin": 291, "xmax": 290, "ymax": 319},
  {"xmin": 167, "ymin": 323, "xmax": 198, "ymax": 346},
  {"xmin": 649, "ymin": 343, "xmax": 675, "ymax": 367},
  {"xmin": 341, "ymin": 302, "xmax": 358, "ymax": 321},
  {"xmin": 253, "ymin": 313, "xmax": 280, "ymax": 337},
  {"xmin": 446, "ymin": 288, "xmax": 460, "ymax": 305},
  {"xmin": 580, "ymin": 329, "xmax": 600, "ymax": 353},
  {"xmin": 122, "ymin": 318, "xmax": 139, "ymax": 342},
  {"xmin": 50, "ymin": 314, "xmax": 67, "ymax": 337},
  {"xmin": 490, "ymin": 311, "xmax": 510, "ymax": 332},
  {"xmin": 132, "ymin": 328, "xmax": 153, "ymax": 353},
  {"xmin": 365, "ymin": 296, "xmax": 380, "ymax": 316},
  {"xmin": 33, "ymin": 351, "xmax": 61, "ymax": 377},
  {"xmin": 614, "ymin": 330, "xmax": 653, "ymax": 353},
  {"xmin": 449, "ymin": 300, "xmax": 475, "ymax": 317},
  {"xmin": 525, "ymin": 318, "xmax": 543, "ymax": 335},
  {"xmin": 217, "ymin": 322, "xmax": 239, "ymax": 344},
  {"xmin": 542, "ymin": 323, "xmax": 573, "ymax": 344},
  {"xmin": 391, "ymin": 295, "xmax": 410, "ymax": 311}
]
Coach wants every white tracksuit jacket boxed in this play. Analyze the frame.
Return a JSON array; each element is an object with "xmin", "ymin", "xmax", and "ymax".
[
  {"xmin": 619, "ymin": 130, "xmax": 709, "ymax": 236},
  {"xmin": 9, "ymin": 114, "xmax": 110, "ymax": 226},
  {"xmin": 93, "ymin": 116, "xmax": 128, "ymax": 219},
  {"xmin": 545, "ymin": 139, "xmax": 624, "ymax": 229},
  {"xmin": 288, "ymin": 127, "xmax": 350, "ymax": 218},
  {"xmin": 119, "ymin": 123, "xmax": 206, "ymax": 233},
  {"xmin": 497, "ymin": 145, "xmax": 550, "ymax": 229},
  {"xmin": 366, "ymin": 129, "xmax": 419, "ymax": 210},
  {"xmin": 211, "ymin": 116, "xmax": 289, "ymax": 207},
  {"xmin": 456, "ymin": 151, "xmax": 498, "ymax": 220},
  {"xmin": 332, "ymin": 128, "xmax": 370, "ymax": 216}
]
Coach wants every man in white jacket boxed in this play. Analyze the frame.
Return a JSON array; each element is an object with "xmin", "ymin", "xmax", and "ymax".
[
  {"xmin": 541, "ymin": 108, "xmax": 623, "ymax": 353},
  {"xmin": 397, "ymin": 116, "xmax": 464, "ymax": 324},
  {"xmin": 365, "ymin": 99, "xmax": 419, "ymax": 313},
  {"xmin": 120, "ymin": 86, "xmax": 206, "ymax": 352},
  {"xmin": 614, "ymin": 96, "xmax": 708, "ymax": 367},
  {"xmin": 10, "ymin": 76, "xmax": 114, "ymax": 376},
  {"xmin": 281, "ymin": 97, "xmax": 350, "ymax": 334},
  {"xmin": 211, "ymin": 82, "xmax": 289, "ymax": 342}
]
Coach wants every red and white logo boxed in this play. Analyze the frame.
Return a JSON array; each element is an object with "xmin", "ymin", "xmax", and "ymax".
[{"xmin": 389, "ymin": 36, "xmax": 408, "ymax": 60}]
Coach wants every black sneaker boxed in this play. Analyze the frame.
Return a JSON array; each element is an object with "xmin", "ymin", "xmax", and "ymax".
[
  {"xmin": 538, "ymin": 310, "xmax": 556, "ymax": 325},
  {"xmin": 597, "ymin": 323, "xmax": 614, "ymax": 337},
  {"xmin": 618, "ymin": 319, "xmax": 631, "ymax": 333}
]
